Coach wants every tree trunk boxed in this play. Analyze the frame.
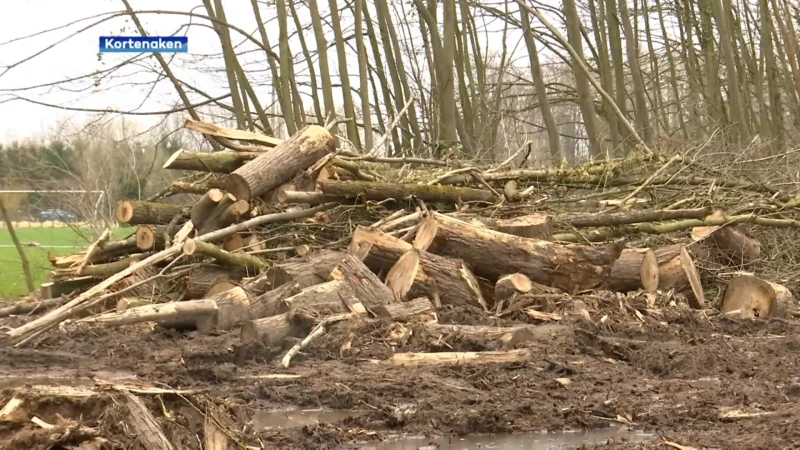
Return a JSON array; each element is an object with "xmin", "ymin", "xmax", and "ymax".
[
  {"xmin": 268, "ymin": 250, "xmax": 351, "ymax": 288},
  {"xmin": 608, "ymin": 248, "xmax": 660, "ymax": 293},
  {"xmin": 426, "ymin": 213, "xmax": 624, "ymax": 293},
  {"xmin": 115, "ymin": 201, "xmax": 187, "ymax": 225},
  {"xmin": 196, "ymin": 286, "xmax": 252, "ymax": 333},
  {"xmin": 163, "ymin": 150, "xmax": 257, "ymax": 173},
  {"xmin": 79, "ymin": 299, "xmax": 217, "ymax": 327},
  {"xmin": 329, "ymin": 255, "xmax": 395, "ymax": 309},
  {"xmin": 226, "ymin": 125, "xmax": 336, "ymax": 202},
  {"xmin": 373, "ymin": 297, "xmax": 436, "ymax": 320},
  {"xmin": 0, "ymin": 197, "xmax": 35, "ymax": 294}
]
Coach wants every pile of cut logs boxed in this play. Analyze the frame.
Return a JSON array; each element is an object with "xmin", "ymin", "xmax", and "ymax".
[{"xmin": 1, "ymin": 121, "xmax": 796, "ymax": 350}]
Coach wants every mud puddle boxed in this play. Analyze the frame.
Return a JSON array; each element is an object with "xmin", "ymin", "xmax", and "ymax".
[
  {"xmin": 253, "ymin": 408, "xmax": 366, "ymax": 430},
  {"xmin": 355, "ymin": 427, "xmax": 654, "ymax": 449}
]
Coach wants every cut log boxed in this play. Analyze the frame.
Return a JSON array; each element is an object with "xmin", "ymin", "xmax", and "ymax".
[
  {"xmin": 282, "ymin": 280, "xmax": 357, "ymax": 315},
  {"xmin": 249, "ymin": 281, "xmax": 305, "ymax": 319},
  {"xmin": 115, "ymin": 200, "xmax": 187, "ymax": 225},
  {"xmin": 185, "ymin": 266, "xmax": 245, "ymax": 299},
  {"xmin": 183, "ymin": 239, "xmax": 268, "ymax": 272},
  {"xmin": 694, "ymin": 223, "xmax": 761, "ymax": 266},
  {"xmin": 721, "ymin": 275, "xmax": 785, "ymax": 319},
  {"xmin": 351, "ymin": 226, "xmax": 485, "ymax": 308},
  {"xmin": 426, "ymin": 213, "xmax": 624, "ymax": 293},
  {"xmin": 226, "ymin": 125, "xmax": 336, "ymax": 202},
  {"xmin": 190, "ymin": 189, "xmax": 225, "ymax": 230},
  {"xmin": 495, "ymin": 273, "xmax": 534, "ymax": 301},
  {"xmin": 373, "ymin": 297, "xmax": 436, "ymax": 321},
  {"xmin": 268, "ymin": 250, "xmax": 350, "ymax": 287},
  {"xmin": 373, "ymin": 349, "xmax": 533, "ymax": 367},
  {"xmin": 495, "ymin": 213, "xmax": 553, "ymax": 240},
  {"xmin": 240, "ymin": 313, "xmax": 308, "ymax": 346},
  {"xmin": 199, "ymin": 197, "xmax": 250, "ymax": 235},
  {"xmin": 135, "ymin": 225, "xmax": 180, "ymax": 252},
  {"xmin": 319, "ymin": 180, "xmax": 496, "ymax": 203},
  {"xmin": 116, "ymin": 297, "xmax": 151, "ymax": 312},
  {"xmin": 163, "ymin": 149, "xmax": 258, "ymax": 173},
  {"xmin": 608, "ymin": 248, "xmax": 660, "ymax": 293},
  {"xmin": 196, "ymin": 287, "xmax": 252, "ymax": 333},
  {"xmin": 52, "ymin": 255, "xmax": 145, "ymax": 279},
  {"xmin": 654, "ymin": 245, "xmax": 706, "ymax": 308},
  {"xmin": 78, "ymin": 299, "xmax": 217, "ymax": 327},
  {"xmin": 330, "ymin": 255, "xmax": 395, "ymax": 309}
]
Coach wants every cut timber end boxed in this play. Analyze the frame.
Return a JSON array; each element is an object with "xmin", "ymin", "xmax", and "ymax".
[
  {"xmin": 495, "ymin": 273, "xmax": 533, "ymax": 302},
  {"xmin": 494, "ymin": 213, "xmax": 553, "ymax": 240},
  {"xmin": 205, "ymin": 281, "xmax": 238, "ymax": 297},
  {"xmin": 183, "ymin": 239, "xmax": 199, "ymax": 256},
  {"xmin": 413, "ymin": 215, "xmax": 438, "ymax": 251},
  {"xmin": 385, "ymin": 249, "xmax": 421, "ymax": 301},
  {"xmin": 115, "ymin": 201, "xmax": 134, "ymax": 223},
  {"xmin": 135, "ymin": 226, "xmax": 157, "ymax": 251},
  {"xmin": 721, "ymin": 275, "xmax": 778, "ymax": 319},
  {"xmin": 641, "ymin": 250, "xmax": 659, "ymax": 292},
  {"xmin": 680, "ymin": 247, "xmax": 705, "ymax": 308}
]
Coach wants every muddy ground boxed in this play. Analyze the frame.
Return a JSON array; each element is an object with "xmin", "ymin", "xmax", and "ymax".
[{"xmin": 2, "ymin": 293, "xmax": 799, "ymax": 450}]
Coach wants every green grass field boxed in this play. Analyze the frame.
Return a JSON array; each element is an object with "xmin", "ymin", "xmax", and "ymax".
[{"xmin": 0, "ymin": 226, "xmax": 133, "ymax": 300}]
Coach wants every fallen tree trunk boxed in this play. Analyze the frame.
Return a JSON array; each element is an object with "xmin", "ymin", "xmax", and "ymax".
[
  {"xmin": 653, "ymin": 245, "xmax": 705, "ymax": 308},
  {"xmin": 183, "ymin": 239, "xmax": 268, "ymax": 272},
  {"xmin": 240, "ymin": 313, "xmax": 307, "ymax": 346},
  {"xmin": 52, "ymin": 255, "xmax": 145, "ymax": 279},
  {"xmin": 77, "ymin": 299, "xmax": 217, "ymax": 326},
  {"xmin": 607, "ymin": 248, "xmax": 660, "ymax": 293},
  {"xmin": 135, "ymin": 225, "xmax": 181, "ymax": 252},
  {"xmin": 163, "ymin": 149, "xmax": 259, "ymax": 173},
  {"xmin": 277, "ymin": 190, "xmax": 344, "ymax": 205},
  {"xmin": 115, "ymin": 200, "xmax": 188, "ymax": 225},
  {"xmin": 692, "ymin": 214, "xmax": 761, "ymax": 266},
  {"xmin": 426, "ymin": 213, "xmax": 624, "ymax": 293},
  {"xmin": 319, "ymin": 180, "xmax": 497, "ymax": 204},
  {"xmin": 248, "ymin": 282, "xmax": 305, "ymax": 319},
  {"xmin": 121, "ymin": 391, "xmax": 175, "ymax": 450},
  {"xmin": 226, "ymin": 125, "xmax": 337, "ymax": 202},
  {"xmin": 282, "ymin": 280, "xmax": 357, "ymax": 315}
]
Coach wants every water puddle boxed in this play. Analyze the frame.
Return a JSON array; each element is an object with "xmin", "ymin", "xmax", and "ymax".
[
  {"xmin": 351, "ymin": 427, "xmax": 654, "ymax": 450},
  {"xmin": 253, "ymin": 408, "xmax": 365, "ymax": 430}
]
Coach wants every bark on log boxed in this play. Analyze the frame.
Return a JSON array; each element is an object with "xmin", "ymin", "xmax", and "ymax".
[
  {"xmin": 721, "ymin": 275, "xmax": 785, "ymax": 318},
  {"xmin": 249, "ymin": 281, "xmax": 305, "ymax": 319},
  {"xmin": 135, "ymin": 225, "xmax": 180, "ymax": 252},
  {"xmin": 329, "ymin": 255, "xmax": 396, "ymax": 309},
  {"xmin": 319, "ymin": 180, "xmax": 496, "ymax": 204},
  {"xmin": 495, "ymin": 214, "xmax": 553, "ymax": 240},
  {"xmin": 183, "ymin": 239, "xmax": 268, "ymax": 272},
  {"xmin": 562, "ymin": 207, "xmax": 712, "ymax": 228},
  {"xmin": 277, "ymin": 190, "xmax": 343, "ymax": 205},
  {"xmin": 281, "ymin": 280, "xmax": 358, "ymax": 315},
  {"xmin": 196, "ymin": 287, "xmax": 252, "ymax": 333},
  {"xmin": 240, "ymin": 313, "xmax": 306, "ymax": 346},
  {"xmin": 115, "ymin": 200, "xmax": 187, "ymax": 225},
  {"xmin": 268, "ymin": 250, "xmax": 350, "ymax": 288},
  {"xmin": 373, "ymin": 297, "xmax": 436, "ymax": 321},
  {"xmin": 190, "ymin": 189, "xmax": 225, "ymax": 230},
  {"xmin": 185, "ymin": 266, "xmax": 246, "ymax": 299},
  {"xmin": 654, "ymin": 245, "xmax": 706, "ymax": 308},
  {"xmin": 608, "ymin": 248, "xmax": 660, "ymax": 293},
  {"xmin": 351, "ymin": 226, "xmax": 485, "ymax": 308},
  {"xmin": 693, "ymin": 222, "xmax": 761, "ymax": 266},
  {"xmin": 226, "ymin": 125, "xmax": 336, "ymax": 202},
  {"xmin": 495, "ymin": 273, "xmax": 534, "ymax": 301},
  {"xmin": 426, "ymin": 213, "xmax": 624, "ymax": 293},
  {"xmin": 121, "ymin": 391, "xmax": 175, "ymax": 450},
  {"xmin": 163, "ymin": 149, "xmax": 259, "ymax": 173},
  {"xmin": 198, "ymin": 196, "xmax": 250, "ymax": 235},
  {"xmin": 78, "ymin": 299, "xmax": 217, "ymax": 326}
]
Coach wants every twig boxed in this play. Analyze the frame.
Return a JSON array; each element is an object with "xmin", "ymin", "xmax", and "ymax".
[
  {"xmin": 281, "ymin": 319, "xmax": 329, "ymax": 368},
  {"xmin": 610, "ymin": 154, "xmax": 681, "ymax": 212},
  {"xmin": 367, "ymin": 94, "xmax": 415, "ymax": 157}
]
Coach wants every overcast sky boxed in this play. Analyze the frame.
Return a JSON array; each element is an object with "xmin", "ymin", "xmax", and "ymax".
[{"xmin": 0, "ymin": 0, "xmax": 562, "ymax": 145}]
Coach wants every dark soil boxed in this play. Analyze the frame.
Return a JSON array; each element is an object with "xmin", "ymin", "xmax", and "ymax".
[{"xmin": 2, "ymin": 298, "xmax": 800, "ymax": 449}]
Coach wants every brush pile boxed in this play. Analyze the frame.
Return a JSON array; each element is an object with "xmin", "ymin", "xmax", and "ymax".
[{"xmin": 2, "ymin": 121, "xmax": 799, "ymax": 359}]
